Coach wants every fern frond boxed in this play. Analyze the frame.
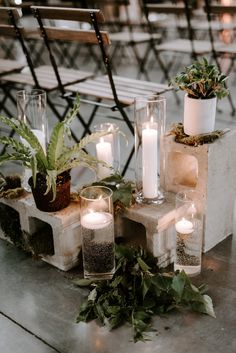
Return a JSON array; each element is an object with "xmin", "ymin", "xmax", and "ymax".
[
  {"xmin": 77, "ymin": 130, "xmax": 110, "ymax": 150},
  {"xmin": 47, "ymin": 122, "xmax": 65, "ymax": 169},
  {"xmin": 0, "ymin": 116, "xmax": 47, "ymax": 168},
  {"xmin": 0, "ymin": 136, "xmax": 31, "ymax": 156},
  {"xmin": 45, "ymin": 170, "xmax": 57, "ymax": 201}
]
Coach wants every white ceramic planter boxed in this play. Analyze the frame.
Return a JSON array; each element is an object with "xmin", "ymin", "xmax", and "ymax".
[{"xmin": 183, "ymin": 94, "xmax": 217, "ymax": 136}]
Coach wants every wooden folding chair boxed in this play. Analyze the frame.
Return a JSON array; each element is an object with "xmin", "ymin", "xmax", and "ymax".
[
  {"xmin": 0, "ymin": 6, "xmax": 94, "ymax": 140},
  {"xmin": 79, "ymin": 0, "xmax": 161, "ymax": 80},
  {"xmin": 204, "ymin": 0, "xmax": 236, "ymax": 115},
  {"xmin": 141, "ymin": 0, "xmax": 224, "ymax": 79},
  {"xmin": 31, "ymin": 5, "xmax": 171, "ymax": 175}
]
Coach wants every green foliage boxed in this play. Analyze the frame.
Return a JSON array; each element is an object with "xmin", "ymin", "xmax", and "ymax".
[
  {"xmin": 74, "ymin": 244, "xmax": 215, "ymax": 342},
  {"xmin": 89, "ymin": 173, "xmax": 135, "ymax": 214},
  {"xmin": 0, "ymin": 96, "xmax": 111, "ymax": 201},
  {"xmin": 170, "ymin": 57, "xmax": 229, "ymax": 99}
]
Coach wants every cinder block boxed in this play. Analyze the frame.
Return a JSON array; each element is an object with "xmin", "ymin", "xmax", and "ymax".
[
  {"xmin": 161, "ymin": 130, "xmax": 236, "ymax": 252},
  {"xmin": 0, "ymin": 193, "xmax": 81, "ymax": 271},
  {"xmin": 121, "ymin": 193, "xmax": 176, "ymax": 266}
]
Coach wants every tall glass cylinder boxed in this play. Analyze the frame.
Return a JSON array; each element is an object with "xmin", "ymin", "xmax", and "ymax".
[
  {"xmin": 135, "ymin": 95, "xmax": 166, "ymax": 204},
  {"xmin": 80, "ymin": 186, "xmax": 115, "ymax": 280},
  {"xmin": 93, "ymin": 122, "xmax": 120, "ymax": 180},
  {"xmin": 16, "ymin": 89, "xmax": 47, "ymax": 191},
  {"xmin": 175, "ymin": 190, "xmax": 203, "ymax": 276}
]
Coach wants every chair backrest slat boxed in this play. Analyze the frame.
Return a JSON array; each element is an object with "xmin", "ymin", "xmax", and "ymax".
[
  {"xmin": 207, "ymin": 5, "xmax": 236, "ymax": 15},
  {"xmin": 146, "ymin": 4, "xmax": 187, "ymax": 15},
  {"xmin": 44, "ymin": 27, "xmax": 110, "ymax": 45},
  {"xmin": 31, "ymin": 6, "xmax": 105, "ymax": 23},
  {"xmin": 0, "ymin": 6, "xmax": 21, "ymax": 21}
]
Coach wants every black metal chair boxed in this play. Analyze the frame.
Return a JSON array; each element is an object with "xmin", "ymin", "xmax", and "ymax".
[{"xmin": 31, "ymin": 5, "xmax": 171, "ymax": 174}]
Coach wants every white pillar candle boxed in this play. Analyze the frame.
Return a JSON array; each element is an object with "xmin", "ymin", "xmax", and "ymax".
[
  {"xmin": 81, "ymin": 211, "xmax": 113, "ymax": 230},
  {"xmin": 142, "ymin": 122, "xmax": 158, "ymax": 199},
  {"xmin": 96, "ymin": 138, "xmax": 113, "ymax": 179},
  {"xmin": 175, "ymin": 218, "xmax": 194, "ymax": 234}
]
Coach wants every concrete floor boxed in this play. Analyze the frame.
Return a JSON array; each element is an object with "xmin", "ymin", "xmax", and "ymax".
[
  {"xmin": 1, "ymin": 24, "xmax": 236, "ymax": 352},
  {"xmin": 1, "ymin": 234, "xmax": 236, "ymax": 353}
]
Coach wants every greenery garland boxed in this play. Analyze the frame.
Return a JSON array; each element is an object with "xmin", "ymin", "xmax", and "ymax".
[{"xmin": 74, "ymin": 244, "xmax": 215, "ymax": 342}]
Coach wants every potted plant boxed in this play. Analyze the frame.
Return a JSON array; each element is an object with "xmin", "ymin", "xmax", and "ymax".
[
  {"xmin": 170, "ymin": 58, "xmax": 229, "ymax": 136},
  {"xmin": 0, "ymin": 97, "xmax": 111, "ymax": 212}
]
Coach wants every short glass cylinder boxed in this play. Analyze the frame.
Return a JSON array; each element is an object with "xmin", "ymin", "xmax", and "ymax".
[
  {"xmin": 134, "ymin": 95, "xmax": 166, "ymax": 204},
  {"xmin": 93, "ymin": 122, "xmax": 120, "ymax": 180},
  {"xmin": 80, "ymin": 186, "xmax": 115, "ymax": 280},
  {"xmin": 174, "ymin": 190, "xmax": 203, "ymax": 276}
]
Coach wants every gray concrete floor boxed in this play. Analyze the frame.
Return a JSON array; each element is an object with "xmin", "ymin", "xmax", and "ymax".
[{"xmin": 1, "ymin": 34, "xmax": 236, "ymax": 352}]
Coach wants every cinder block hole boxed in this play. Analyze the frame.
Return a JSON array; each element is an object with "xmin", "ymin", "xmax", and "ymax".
[
  {"xmin": 0, "ymin": 202, "xmax": 23, "ymax": 245},
  {"xmin": 116, "ymin": 217, "xmax": 147, "ymax": 248},
  {"xmin": 28, "ymin": 217, "xmax": 54, "ymax": 256},
  {"xmin": 168, "ymin": 152, "xmax": 198, "ymax": 187}
]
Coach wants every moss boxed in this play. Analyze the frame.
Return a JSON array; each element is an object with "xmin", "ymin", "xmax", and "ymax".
[{"xmin": 169, "ymin": 123, "xmax": 227, "ymax": 146}]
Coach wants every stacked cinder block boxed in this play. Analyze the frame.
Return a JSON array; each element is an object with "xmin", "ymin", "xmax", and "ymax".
[
  {"xmin": 1, "ymin": 129, "xmax": 235, "ymax": 271},
  {"xmin": 0, "ymin": 193, "xmax": 81, "ymax": 271},
  {"xmin": 161, "ymin": 129, "xmax": 236, "ymax": 252}
]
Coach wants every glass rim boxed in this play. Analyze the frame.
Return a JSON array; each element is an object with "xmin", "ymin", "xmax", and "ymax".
[
  {"xmin": 176, "ymin": 189, "xmax": 201, "ymax": 203},
  {"xmin": 80, "ymin": 185, "xmax": 113, "ymax": 201},
  {"xmin": 134, "ymin": 95, "xmax": 166, "ymax": 103},
  {"xmin": 93, "ymin": 122, "xmax": 118, "ymax": 132},
  {"xmin": 16, "ymin": 89, "xmax": 46, "ymax": 98}
]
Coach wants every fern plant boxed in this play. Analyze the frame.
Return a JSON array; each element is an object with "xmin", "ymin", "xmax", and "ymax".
[{"xmin": 0, "ymin": 96, "xmax": 111, "ymax": 201}]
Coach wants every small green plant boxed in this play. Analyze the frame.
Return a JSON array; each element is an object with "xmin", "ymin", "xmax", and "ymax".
[
  {"xmin": 0, "ymin": 96, "xmax": 110, "ymax": 200},
  {"xmin": 170, "ymin": 58, "xmax": 229, "ymax": 99}
]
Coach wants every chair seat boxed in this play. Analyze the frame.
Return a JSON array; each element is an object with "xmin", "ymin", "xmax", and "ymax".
[
  {"xmin": 109, "ymin": 31, "xmax": 161, "ymax": 43},
  {"xmin": 0, "ymin": 59, "xmax": 25, "ymax": 76},
  {"xmin": 1, "ymin": 65, "xmax": 93, "ymax": 90},
  {"xmin": 157, "ymin": 39, "xmax": 223, "ymax": 54},
  {"xmin": 66, "ymin": 75, "xmax": 171, "ymax": 106}
]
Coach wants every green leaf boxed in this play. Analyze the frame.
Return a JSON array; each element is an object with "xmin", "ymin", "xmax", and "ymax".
[
  {"xmin": 171, "ymin": 271, "xmax": 187, "ymax": 299},
  {"xmin": 72, "ymin": 278, "xmax": 93, "ymax": 287},
  {"xmin": 137, "ymin": 257, "xmax": 151, "ymax": 272}
]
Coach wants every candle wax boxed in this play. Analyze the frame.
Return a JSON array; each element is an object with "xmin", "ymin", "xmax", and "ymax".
[
  {"xmin": 96, "ymin": 139, "xmax": 113, "ymax": 179},
  {"xmin": 81, "ymin": 212, "xmax": 113, "ymax": 230},
  {"xmin": 175, "ymin": 218, "xmax": 194, "ymax": 234},
  {"xmin": 142, "ymin": 122, "xmax": 158, "ymax": 199}
]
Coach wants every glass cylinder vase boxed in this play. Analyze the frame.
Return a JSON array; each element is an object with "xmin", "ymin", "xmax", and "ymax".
[
  {"xmin": 134, "ymin": 95, "xmax": 166, "ymax": 204},
  {"xmin": 174, "ymin": 190, "xmax": 203, "ymax": 276},
  {"xmin": 80, "ymin": 186, "xmax": 115, "ymax": 280},
  {"xmin": 93, "ymin": 122, "xmax": 120, "ymax": 180},
  {"xmin": 16, "ymin": 89, "xmax": 47, "ymax": 191}
]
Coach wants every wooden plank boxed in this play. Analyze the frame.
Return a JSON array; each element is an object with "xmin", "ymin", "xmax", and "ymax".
[
  {"xmin": 207, "ymin": 5, "xmax": 236, "ymax": 14},
  {"xmin": 146, "ymin": 4, "xmax": 187, "ymax": 15},
  {"xmin": 0, "ymin": 7, "xmax": 21, "ymax": 21},
  {"xmin": 31, "ymin": 6, "xmax": 105, "ymax": 23},
  {"xmin": 44, "ymin": 27, "xmax": 110, "ymax": 45}
]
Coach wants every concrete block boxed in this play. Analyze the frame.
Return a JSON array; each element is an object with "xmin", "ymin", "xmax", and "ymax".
[
  {"xmin": 0, "ymin": 193, "xmax": 81, "ymax": 271},
  {"xmin": 120, "ymin": 193, "xmax": 176, "ymax": 266},
  {"xmin": 161, "ymin": 130, "xmax": 236, "ymax": 252}
]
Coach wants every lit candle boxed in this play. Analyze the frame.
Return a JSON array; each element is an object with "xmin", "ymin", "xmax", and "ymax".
[
  {"xmin": 142, "ymin": 121, "xmax": 158, "ymax": 199},
  {"xmin": 175, "ymin": 218, "xmax": 194, "ymax": 234},
  {"xmin": 96, "ymin": 138, "xmax": 113, "ymax": 179},
  {"xmin": 81, "ymin": 211, "xmax": 113, "ymax": 230}
]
